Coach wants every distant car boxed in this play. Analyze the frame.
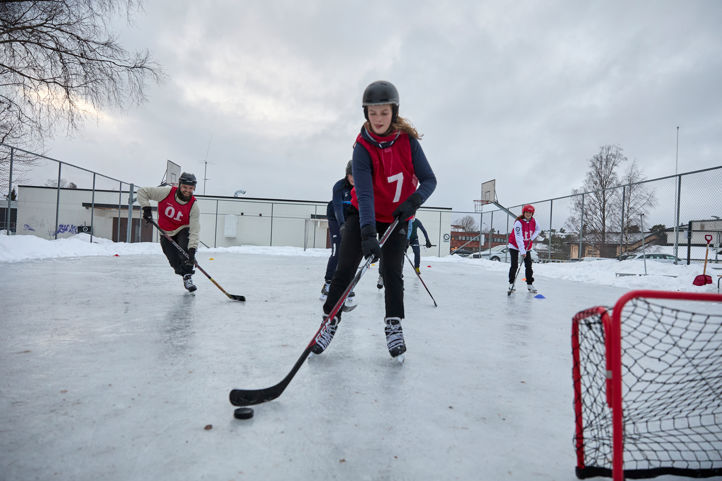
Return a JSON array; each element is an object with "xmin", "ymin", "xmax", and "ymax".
[
  {"xmin": 621, "ymin": 253, "xmax": 681, "ymax": 263},
  {"xmin": 451, "ymin": 248, "xmax": 474, "ymax": 257},
  {"xmin": 478, "ymin": 245, "xmax": 539, "ymax": 263},
  {"xmin": 477, "ymin": 245, "xmax": 510, "ymax": 261}
]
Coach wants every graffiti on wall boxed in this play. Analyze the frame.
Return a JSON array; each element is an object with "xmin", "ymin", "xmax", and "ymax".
[{"xmin": 55, "ymin": 224, "xmax": 78, "ymax": 235}]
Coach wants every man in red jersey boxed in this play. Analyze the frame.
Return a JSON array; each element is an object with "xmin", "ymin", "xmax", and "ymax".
[{"xmin": 138, "ymin": 172, "xmax": 201, "ymax": 292}]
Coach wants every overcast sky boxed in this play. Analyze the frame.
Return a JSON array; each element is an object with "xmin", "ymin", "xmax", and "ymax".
[{"xmin": 45, "ymin": 0, "xmax": 722, "ymax": 212}]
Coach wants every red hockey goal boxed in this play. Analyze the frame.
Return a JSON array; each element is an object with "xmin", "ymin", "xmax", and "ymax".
[{"xmin": 572, "ymin": 290, "xmax": 722, "ymax": 481}]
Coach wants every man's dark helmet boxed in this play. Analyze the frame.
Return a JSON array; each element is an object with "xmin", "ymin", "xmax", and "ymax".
[{"xmin": 178, "ymin": 172, "xmax": 197, "ymax": 186}]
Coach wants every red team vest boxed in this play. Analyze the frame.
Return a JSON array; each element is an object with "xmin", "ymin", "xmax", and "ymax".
[
  {"xmin": 351, "ymin": 130, "xmax": 419, "ymax": 223},
  {"xmin": 508, "ymin": 218, "xmax": 537, "ymax": 250},
  {"xmin": 158, "ymin": 187, "xmax": 196, "ymax": 231}
]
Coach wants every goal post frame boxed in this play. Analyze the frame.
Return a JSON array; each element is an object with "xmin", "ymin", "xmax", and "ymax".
[{"xmin": 573, "ymin": 289, "xmax": 722, "ymax": 481}]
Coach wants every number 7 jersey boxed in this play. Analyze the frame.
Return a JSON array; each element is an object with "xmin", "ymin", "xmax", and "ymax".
[{"xmin": 351, "ymin": 128, "xmax": 419, "ymax": 223}]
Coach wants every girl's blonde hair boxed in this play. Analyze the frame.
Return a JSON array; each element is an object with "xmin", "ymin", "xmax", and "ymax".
[{"xmin": 364, "ymin": 115, "xmax": 422, "ymax": 140}]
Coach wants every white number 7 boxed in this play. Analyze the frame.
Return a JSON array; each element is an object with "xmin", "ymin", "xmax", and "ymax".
[{"xmin": 387, "ymin": 172, "xmax": 404, "ymax": 203}]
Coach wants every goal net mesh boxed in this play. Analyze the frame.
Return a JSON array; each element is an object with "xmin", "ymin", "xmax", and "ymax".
[{"xmin": 573, "ymin": 297, "xmax": 722, "ymax": 479}]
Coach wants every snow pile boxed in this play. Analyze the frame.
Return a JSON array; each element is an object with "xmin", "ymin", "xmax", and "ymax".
[
  {"xmin": 0, "ymin": 232, "xmax": 157, "ymax": 262},
  {"xmin": 1, "ymin": 232, "xmax": 720, "ymax": 293}
]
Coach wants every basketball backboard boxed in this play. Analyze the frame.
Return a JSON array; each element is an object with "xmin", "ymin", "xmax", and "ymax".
[{"xmin": 162, "ymin": 160, "xmax": 181, "ymax": 186}]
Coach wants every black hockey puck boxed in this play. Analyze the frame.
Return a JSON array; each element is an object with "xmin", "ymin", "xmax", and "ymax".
[{"xmin": 234, "ymin": 407, "xmax": 254, "ymax": 419}]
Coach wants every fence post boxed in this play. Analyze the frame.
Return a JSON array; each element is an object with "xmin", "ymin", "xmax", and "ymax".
[
  {"xmin": 479, "ymin": 210, "xmax": 483, "ymax": 255},
  {"xmin": 126, "ymin": 183, "xmax": 134, "ymax": 243},
  {"xmin": 54, "ymin": 162, "xmax": 62, "ymax": 239},
  {"xmin": 117, "ymin": 182, "xmax": 122, "ymax": 242},
  {"xmin": 90, "ymin": 173, "xmax": 96, "ymax": 243},
  {"xmin": 505, "ymin": 214, "xmax": 510, "ymax": 262},
  {"xmin": 673, "ymin": 174, "xmax": 682, "ymax": 264},
  {"xmin": 214, "ymin": 199, "xmax": 219, "ymax": 248},
  {"xmin": 5, "ymin": 147, "xmax": 13, "ymax": 234},
  {"xmin": 269, "ymin": 203, "xmax": 274, "ymax": 246},
  {"xmin": 687, "ymin": 220, "xmax": 692, "ymax": 265},
  {"xmin": 579, "ymin": 193, "xmax": 585, "ymax": 259},
  {"xmin": 548, "ymin": 199, "xmax": 553, "ymax": 262},
  {"xmin": 489, "ymin": 211, "xmax": 494, "ymax": 250},
  {"xmin": 620, "ymin": 185, "xmax": 626, "ymax": 254}
]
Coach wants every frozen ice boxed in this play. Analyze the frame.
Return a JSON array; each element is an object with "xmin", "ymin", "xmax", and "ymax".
[{"xmin": 1, "ymin": 234, "xmax": 720, "ymax": 480}]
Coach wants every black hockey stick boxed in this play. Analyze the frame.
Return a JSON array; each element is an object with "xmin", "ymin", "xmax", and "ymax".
[
  {"xmin": 148, "ymin": 219, "xmax": 245, "ymax": 302},
  {"xmin": 507, "ymin": 242, "xmax": 530, "ymax": 296},
  {"xmin": 404, "ymin": 252, "xmax": 437, "ymax": 307},
  {"xmin": 229, "ymin": 218, "xmax": 400, "ymax": 406}
]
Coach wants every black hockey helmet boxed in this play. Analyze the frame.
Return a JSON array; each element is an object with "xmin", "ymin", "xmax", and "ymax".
[
  {"xmin": 345, "ymin": 160, "xmax": 352, "ymax": 176},
  {"xmin": 178, "ymin": 172, "xmax": 197, "ymax": 186},
  {"xmin": 362, "ymin": 81, "xmax": 399, "ymax": 122}
]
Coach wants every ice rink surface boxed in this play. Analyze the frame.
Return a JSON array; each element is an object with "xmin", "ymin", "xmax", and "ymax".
[{"xmin": 1, "ymin": 251, "xmax": 718, "ymax": 481}]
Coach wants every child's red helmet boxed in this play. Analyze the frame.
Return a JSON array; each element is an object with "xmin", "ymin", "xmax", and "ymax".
[{"xmin": 522, "ymin": 204, "xmax": 535, "ymax": 215}]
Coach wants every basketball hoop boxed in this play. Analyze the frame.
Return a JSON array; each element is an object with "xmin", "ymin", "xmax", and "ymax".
[{"xmin": 474, "ymin": 199, "xmax": 490, "ymax": 212}]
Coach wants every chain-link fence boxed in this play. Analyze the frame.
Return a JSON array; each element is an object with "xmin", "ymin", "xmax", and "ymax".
[
  {"xmin": 1, "ymin": 143, "xmax": 142, "ymax": 242},
  {"xmin": 451, "ymin": 166, "xmax": 722, "ymax": 263},
  {"xmin": 0, "ymin": 143, "xmax": 452, "ymax": 255}
]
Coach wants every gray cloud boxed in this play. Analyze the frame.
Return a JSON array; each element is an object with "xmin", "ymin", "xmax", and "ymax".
[{"xmin": 47, "ymin": 0, "xmax": 722, "ymax": 211}]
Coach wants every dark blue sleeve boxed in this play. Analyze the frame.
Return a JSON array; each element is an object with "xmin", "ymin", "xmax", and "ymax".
[
  {"xmin": 417, "ymin": 219, "xmax": 430, "ymax": 241},
  {"xmin": 352, "ymin": 144, "xmax": 376, "ymax": 228},
  {"xmin": 331, "ymin": 179, "xmax": 346, "ymax": 226},
  {"xmin": 409, "ymin": 137, "xmax": 436, "ymax": 203}
]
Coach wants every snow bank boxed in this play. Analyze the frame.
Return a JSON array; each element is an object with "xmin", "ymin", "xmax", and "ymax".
[{"xmin": 1, "ymin": 232, "xmax": 720, "ymax": 293}]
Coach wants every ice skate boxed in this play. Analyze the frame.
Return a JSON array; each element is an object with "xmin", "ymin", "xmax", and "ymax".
[
  {"xmin": 319, "ymin": 281, "xmax": 330, "ymax": 301},
  {"xmin": 507, "ymin": 283, "xmax": 515, "ymax": 296},
  {"xmin": 342, "ymin": 291, "xmax": 357, "ymax": 312},
  {"xmin": 384, "ymin": 317, "xmax": 406, "ymax": 359},
  {"xmin": 311, "ymin": 315, "xmax": 339, "ymax": 355},
  {"xmin": 183, "ymin": 274, "xmax": 197, "ymax": 292},
  {"xmin": 527, "ymin": 283, "xmax": 537, "ymax": 293}
]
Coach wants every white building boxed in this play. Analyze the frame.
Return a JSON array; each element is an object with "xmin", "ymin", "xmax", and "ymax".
[{"xmin": 15, "ymin": 185, "xmax": 453, "ymax": 256}]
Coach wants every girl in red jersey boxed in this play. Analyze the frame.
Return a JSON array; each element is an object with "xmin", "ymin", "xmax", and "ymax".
[
  {"xmin": 312, "ymin": 80, "xmax": 437, "ymax": 359},
  {"xmin": 508, "ymin": 204, "xmax": 541, "ymax": 293}
]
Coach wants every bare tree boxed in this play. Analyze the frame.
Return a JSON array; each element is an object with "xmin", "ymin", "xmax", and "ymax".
[
  {"xmin": 0, "ymin": 0, "xmax": 162, "ymax": 146},
  {"xmin": 566, "ymin": 145, "xmax": 627, "ymax": 247},
  {"xmin": 454, "ymin": 215, "xmax": 478, "ymax": 232},
  {"xmin": 616, "ymin": 160, "xmax": 657, "ymax": 248}
]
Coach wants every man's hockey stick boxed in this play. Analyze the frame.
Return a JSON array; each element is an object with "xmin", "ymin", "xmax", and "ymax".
[
  {"xmin": 148, "ymin": 219, "xmax": 245, "ymax": 302},
  {"xmin": 229, "ymin": 218, "xmax": 400, "ymax": 406},
  {"xmin": 404, "ymin": 252, "xmax": 437, "ymax": 307}
]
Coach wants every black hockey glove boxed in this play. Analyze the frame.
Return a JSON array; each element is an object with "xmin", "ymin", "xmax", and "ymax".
[
  {"xmin": 425, "ymin": 239, "xmax": 432, "ymax": 248},
  {"xmin": 142, "ymin": 206, "xmax": 153, "ymax": 224},
  {"xmin": 185, "ymin": 248, "xmax": 196, "ymax": 267},
  {"xmin": 361, "ymin": 224, "xmax": 381, "ymax": 261},
  {"xmin": 392, "ymin": 192, "xmax": 423, "ymax": 221}
]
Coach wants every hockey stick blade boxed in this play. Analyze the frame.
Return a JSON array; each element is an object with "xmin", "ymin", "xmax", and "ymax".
[{"xmin": 229, "ymin": 347, "xmax": 312, "ymax": 406}]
